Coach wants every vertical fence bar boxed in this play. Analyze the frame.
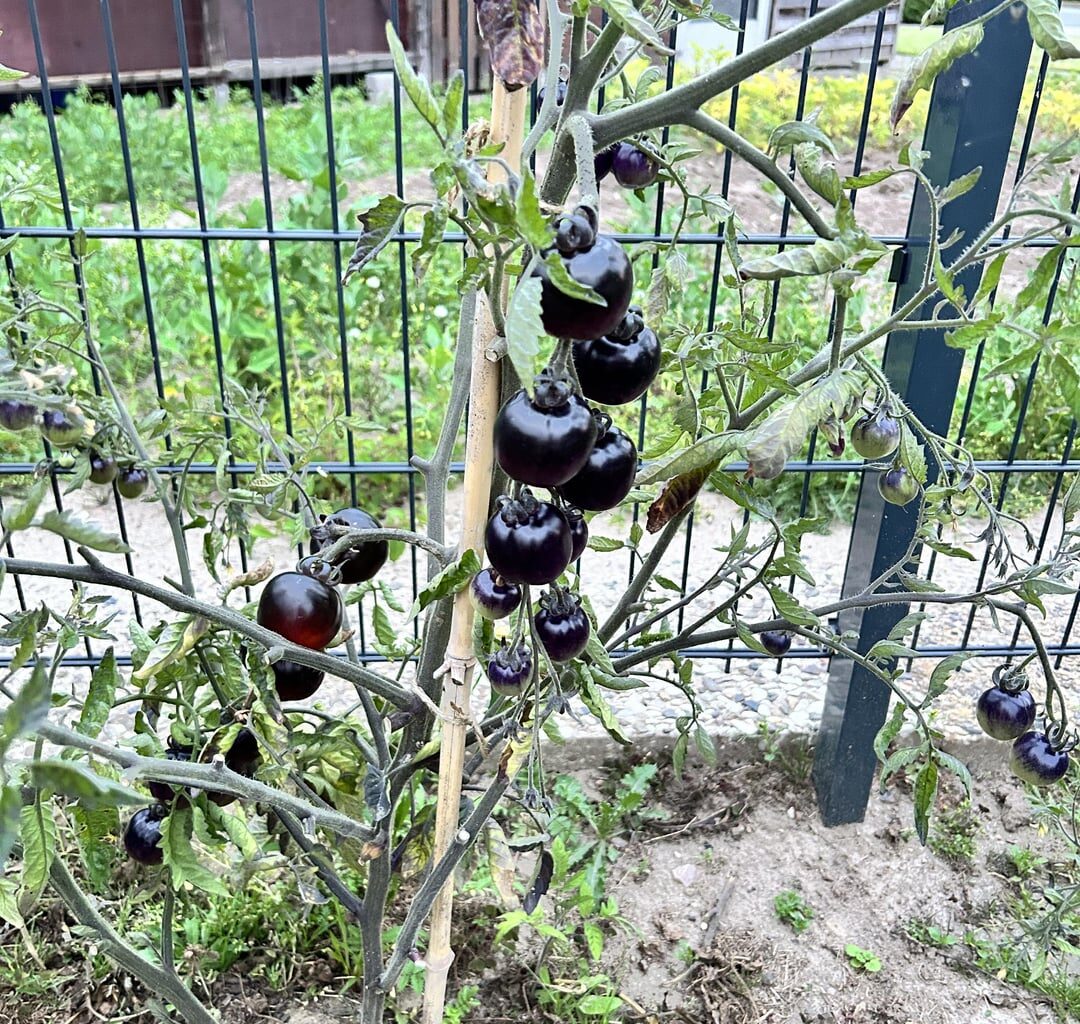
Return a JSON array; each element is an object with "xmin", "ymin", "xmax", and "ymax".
[{"xmin": 812, "ymin": 0, "xmax": 1034, "ymax": 826}]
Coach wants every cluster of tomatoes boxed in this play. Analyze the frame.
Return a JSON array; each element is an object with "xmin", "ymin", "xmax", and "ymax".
[
  {"xmin": 976, "ymin": 666, "xmax": 1072, "ymax": 786},
  {"xmin": 845, "ymin": 407, "xmax": 920, "ymax": 507},
  {"xmin": 124, "ymin": 728, "xmax": 263, "ymax": 864},
  {"xmin": 0, "ymin": 396, "xmax": 150, "ymax": 498},
  {"xmin": 470, "ymin": 205, "xmax": 662, "ymax": 694}
]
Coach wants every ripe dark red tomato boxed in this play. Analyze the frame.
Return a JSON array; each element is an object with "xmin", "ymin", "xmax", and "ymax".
[
  {"xmin": 41, "ymin": 409, "xmax": 84, "ymax": 447},
  {"xmin": 310, "ymin": 507, "xmax": 388, "ymax": 584},
  {"xmin": 557, "ymin": 418, "xmax": 636, "ymax": 512},
  {"xmin": 0, "ymin": 399, "xmax": 35, "ymax": 431},
  {"xmin": 565, "ymin": 507, "xmax": 588, "ymax": 562},
  {"xmin": 534, "ymin": 588, "xmax": 590, "ymax": 663},
  {"xmin": 494, "ymin": 378, "xmax": 597, "ymax": 488},
  {"xmin": 208, "ymin": 726, "xmax": 262, "ymax": 806},
  {"xmin": 485, "ymin": 490, "xmax": 572, "ymax": 586},
  {"xmin": 761, "ymin": 630, "xmax": 792, "ymax": 657},
  {"xmin": 1010, "ymin": 731, "xmax": 1070, "ymax": 786},
  {"xmin": 534, "ymin": 234, "xmax": 633, "ymax": 341},
  {"xmin": 878, "ymin": 468, "xmax": 919, "ymax": 506},
  {"xmin": 124, "ymin": 805, "xmax": 166, "ymax": 865},
  {"xmin": 257, "ymin": 572, "xmax": 343, "ymax": 649},
  {"xmin": 611, "ymin": 141, "xmax": 660, "ymax": 189},
  {"xmin": 976, "ymin": 683, "xmax": 1036, "ymax": 741},
  {"xmin": 149, "ymin": 741, "xmax": 192, "ymax": 804},
  {"xmin": 487, "ymin": 642, "xmax": 533, "ymax": 697},
  {"xmin": 89, "ymin": 451, "xmax": 118, "ymax": 485},
  {"xmin": 573, "ymin": 306, "xmax": 661, "ymax": 406},
  {"xmin": 117, "ymin": 465, "xmax": 149, "ymax": 499},
  {"xmin": 851, "ymin": 412, "xmax": 900, "ymax": 460},
  {"xmin": 470, "ymin": 568, "xmax": 522, "ymax": 620},
  {"xmin": 273, "ymin": 660, "xmax": 326, "ymax": 701}
]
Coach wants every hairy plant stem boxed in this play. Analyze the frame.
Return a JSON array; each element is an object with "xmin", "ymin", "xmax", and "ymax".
[
  {"xmin": 49, "ymin": 857, "xmax": 217, "ymax": 1024},
  {"xmin": 2, "ymin": 551, "xmax": 414, "ymax": 709},
  {"xmin": 316, "ymin": 525, "xmax": 453, "ymax": 567}
]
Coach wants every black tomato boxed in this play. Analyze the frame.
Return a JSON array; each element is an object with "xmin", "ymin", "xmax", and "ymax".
[
  {"xmin": 310, "ymin": 507, "xmax": 389, "ymax": 584},
  {"xmin": 538, "ymin": 80, "xmax": 567, "ymax": 108},
  {"xmin": 89, "ymin": 451, "xmax": 118, "ymax": 486},
  {"xmin": 148, "ymin": 740, "xmax": 192, "ymax": 804},
  {"xmin": 851, "ymin": 412, "xmax": 901, "ymax": 460},
  {"xmin": 761, "ymin": 630, "xmax": 792, "ymax": 657},
  {"xmin": 573, "ymin": 306, "xmax": 661, "ymax": 406},
  {"xmin": 565, "ymin": 506, "xmax": 589, "ymax": 562},
  {"xmin": 611, "ymin": 141, "xmax": 660, "ymax": 189},
  {"xmin": 878, "ymin": 468, "xmax": 920, "ymax": 507},
  {"xmin": 0, "ymin": 399, "xmax": 35, "ymax": 431},
  {"xmin": 41, "ymin": 409, "xmax": 85, "ymax": 447},
  {"xmin": 273, "ymin": 660, "xmax": 326, "ymax": 701},
  {"xmin": 594, "ymin": 146, "xmax": 616, "ymax": 182},
  {"xmin": 208, "ymin": 726, "xmax": 263, "ymax": 807},
  {"xmin": 534, "ymin": 587, "xmax": 590, "ymax": 663},
  {"xmin": 487, "ymin": 641, "xmax": 533, "ymax": 697},
  {"xmin": 124, "ymin": 805, "xmax": 167, "ymax": 865},
  {"xmin": 117, "ymin": 465, "xmax": 149, "ymax": 499},
  {"xmin": 976, "ymin": 683, "xmax": 1036, "ymax": 741},
  {"xmin": 470, "ymin": 568, "xmax": 522, "ymax": 620},
  {"xmin": 1010, "ymin": 731, "xmax": 1070, "ymax": 787},
  {"xmin": 534, "ymin": 233, "xmax": 633, "ymax": 341},
  {"xmin": 557, "ymin": 416, "xmax": 636, "ymax": 512},
  {"xmin": 485, "ymin": 490, "xmax": 572, "ymax": 586},
  {"xmin": 494, "ymin": 378, "xmax": 597, "ymax": 488},
  {"xmin": 257, "ymin": 571, "xmax": 343, "ymax": 649}
]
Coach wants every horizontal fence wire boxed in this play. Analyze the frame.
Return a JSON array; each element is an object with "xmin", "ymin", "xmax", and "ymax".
[{"xmin": 0, "ymin": 0, "xmax": 1075, "ymax": 681}]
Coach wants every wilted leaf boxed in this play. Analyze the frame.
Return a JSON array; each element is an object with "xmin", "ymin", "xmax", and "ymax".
[
  {"xmin": 739, "ymin": 230, "xmax": 885, "ymax": 280},
  {"xmin": 475, "ymin": 0, "xmax": 544, "ymax": 90},
  {"xmin": 646, "ymin": 461, "xmax": 714, "ymax": 533},
  {"xmin": 795, "ymin": 143, "xmax": 842, "ymax": 205},
  {"xmin": 385, "ymin": 24, "xmax": 442, "ymax": 132},
  {"xmin": 891, "ymin": 23, "xmax": 983, "ymax": 130},
  {"xmin": 29, "ymin": 760, "xmax": 145, "ymax": 810},
  {"xmin": 873, "ymin": 703, "xmax": 906, "ymax": 763},
  {"xmin": 485, "ymin": 818, "xmax": 517, "ymax": 909},
  {"xmin": 505, "ymin": 276, "xmax": 545, "ymax": 391},
  {"xmin": 2, "ymin": 477, "xmax": 49, "ymax": 533},
  {"xmin": 38, "ymin": 511, "xmax": 130, "ymax": 553},
  {"xmin": 522, "ymin": 849, "xmax": 553, "ymax": 913},
  {"xmin": 0, "ymin": 660, "xmax": 50, "ymax": 759},
  {"xmin": 1024, "ymin": 0, "xmax": 1080, "ymax": 58},
  {"xmin": 77, "ymin": 647, "xmax": 118, "ymax": 739},
  {"xmin": 745, "ymin": 368, "xmax": 862, "ymax": 480},
  {"xmin": 364, "ymin": 765, "xmax": 391, "ymax": 823},
  {"xmin": 637, "ymin": 432, "xmax": 737, "ymax": 486},
  {"xmin": 161, "ymin": 805, "xmax": 229, "ymax": 895},
  {"xmin": 343, "ymin": 195, "xmax": 405, "ymax": 285},
  {"xmin": 767, "ymin": 119, "xmax": 837, "ymax": 158}
]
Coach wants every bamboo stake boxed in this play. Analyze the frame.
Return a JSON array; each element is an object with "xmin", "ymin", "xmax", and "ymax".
[{"xmin": 420, "ymin": 79, "xmax": 527, "ymax": 1024}]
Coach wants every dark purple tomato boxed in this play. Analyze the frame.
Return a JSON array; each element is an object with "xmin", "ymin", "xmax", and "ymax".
[
  {"xmin": 124, "ymin": 805, "xmax": 166, "ymax": 865},
  {"xmin": 534, "ymin": 588, "xmax": 590, "ymax": 663},
  {"xmin": 555, "ymin": 212, "xmax": 597, "ymax": 256},
  {"xmin": 0, "ymin": 399, "xmax": 35, "ymax": 431},
  {"xmin": 611, "ymin": 141, "xmax": 660, "ymax": 189},
  {"xmin": 89, "ymin": 451, "xmax": 118, "ymax": 486},
  {"xmin": 573, "ymin": 306, "xmax": 661, "ymax": 406},
  {"xmin": 878, "ymin": 468, "xmax": 920, "ymax": 507},
  {"xmin": 310, "ymin": 507, "xmax": 388, "ymax": 584},
  {"xmin": 595, "ymin": 146, "xmax": 616, "ymax": 183},
  {"xmin": 976, "ymin": 686, "xmax": 1036, "ymax": 741},
  {"xmin": 538, "ymin": 80, "xmax": 567, "ymax": 108},
  {"xmin": 557, "ymin": 419, "xmax": 636, "ymax": 512},
  {"xmin": 494, "ymin": 380, "xmax": 598, "ymax": 488},
  {"xmin": 761, "ymin": 630, "xmax": 792, "ymax": 657},
  {"xmin": 534, "ymin": 234, "xmax": 634, "ymax": 341},
  {"xmin": 257, "ymin": 572, "xmax": 343, "ymax": 649},
  {"xmin": 296, "ymin": 555, "xmax": 342, "ymax": 586},
  {"xmin": 273, "ymin": 660, "xmax": 326, "ymax": 701},
  {"xmin": 208, "ymin": 726, "xmax": 262, "ymax": 807},
  {"xmin": 487, "ymin": 642, "xmax": 533, "ymax": 697},
  {"xmin": 485, "ymin": 491, "xmax": 572, "ymax": 586},
  {"xmin": 117, "ymin": 466, "xmax": 149, "ymax": 499},
  {"xmin": 1010, "ymin": 731, "xmax": 1070, "ymax": 786},
  {"xmin": 565, "ymin": 507, "xmax": 588, "ymax": 562},
  {"xmin": 148, "ymin": 741, "xmax": 192, "ymax": 804},
  {"xmin": 41, "ymin": 409, "xmax": 84, "ymax": 447},
  {"xmin": 469, "ymin": 568, "xmax": 522, "ymax": 620},
  {"xmin": 851, "ymin": 413, "xmax": 901, "ymax": 460}
]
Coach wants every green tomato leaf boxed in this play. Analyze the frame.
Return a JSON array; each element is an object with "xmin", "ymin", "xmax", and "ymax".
[
  {"xmin": 385, "ymin": 23, "xmax": 442, "ymax": 133},
  {"xmin": 77, "ymin": 647, "xmax": 118, "ymax": 740},
  {"xmin": 20, "ymin": 800, "xmax": 56, "ymax": 896},
  {"xmin": 935, "ymin": 750, "xmax": 972, "ymax": 800},
  {"xmin": 73, "ymin": 804, "xmax": 120, "ymax": 892},
  {"xmin": 768, "ymin": 118, "xmax": 838, "ymax": 158},
  {"xmin": 408, "ymin": 548, "xmax": 481, "ymax": 620},
  {"xmin": 637, "ymin": 432, "xmax": 738, "ymax": 486},
  {"xmin": 879, "ymin": 743, "xmax": 923, "ymax": 791},
  {"xmin": 924, "ymin": 652, "xmax": 971, "ymax": 708},
  {"xmin": 37, "ymin": 510, "xmax": 131, "ymax": 553},
  {"xmin": 873, "ymin": 703, "xmax": 906, "ymax": 763},
  {"xmin": 442, "ymin": 69, "xmax": 465, "ymax": 135},
  {"xmin": 766, "ymin": 584, "xmax": 819, "ymax": 628},
  {"xmin": 795, "ymin": 142, "xmax": 842, "ymax": 205},
  {"xmin": 505, "ymin": 275, "xmax": 545, "ymax": 388},
  {"xmin": 580, "ymin": 670, "xmax": 631, "ymax": 745},
  {"xmin": 596, "ymin": 0, "xmax": 674, "ymax": 53},
  {"xmin": 542, "ymin": 250, "xmax": 605, "ymax": 305},
  {"xmin": 29, "ymin": 760, "xmax": 145, "ymax": 810},
  {"xmin": 898, "ymin": 422, "xmax": 928, "ymax": 484},
  {"xmin": 343, "ymin": 194, "xmax": 406, "ymax": 285},
  {"xmin": 2, "ymin": 477, "xmax": 50, "ymax": 533},
  {"xmin": 938, "ymin": 166, "xmax": 982, "ymax": 204},
  {"xmin": 412, "ymin": 202, "xmax": 448, "ymax": 286},
  {"xmin": 1024, "ymin": 0, "xmax": 1080, "ymax": 58},
  {"xmin": 891, "ymin": 23, "xmax": 983, "ymax": 130},
  {"xmin": 0, "ymin": 787, "xmax": 22, "ymax": 866},
  {"xmin": 515, "ymin": 171, "xmax": 550, "ymax": 251},
  {"xmin": 0, "ymin": 660, "xmax": 51, "ymax": 759},
  {"xmin": 913, "ymin": 757, "xmax": 939, "ymax": 846},
  {"xmin": 161, "ymin": 805, "xmax": 229, "ymax": 895}
]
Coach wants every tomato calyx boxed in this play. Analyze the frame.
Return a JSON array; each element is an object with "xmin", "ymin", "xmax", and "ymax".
[
  {"xmin": 992, "ymin": 663, "xmax": 1029, "ymax": 696},
  {"xmin": 531, "ymin": 370, "xmax": 575, "ymax": 411},
  {"xmin": 609, "ymin": 306, "xmax": 645, "ymax": 342},
  {"xmin": 537, "ymin": 582, "xmax": 580, "ymax": 619},
  {"xmin": 296, "ymin": 554, "xmax": 343, "ymax": 586},
  {"xmin": 496, "ymin": 489, "xmax": 541, "ymax": 528},
  {"xmin": 1044, "ymin": 718, "xmax": 1078, "ymax": 755}
]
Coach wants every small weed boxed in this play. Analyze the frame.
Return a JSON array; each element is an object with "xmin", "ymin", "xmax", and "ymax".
[
  {"xmin": 757, "ymin": 721, "xmax": 814, "ymax": 785},
  {"xmin": 774, "ymin": 890, "xmax": 814, "ymax": 934},
  {"xmin": 904, "ymin": 918, "xmax": 959, "ymax": 948},
  {"xmin": 927, "ymin": 800, "xmax": 980, "ymax": 865},
  {"xmin": 844, "ymin": 943, "xmax": 883, "ymax": 973},
  {"xmin": 1005, "ymin": 844, "xmax": 1047, "ymax": 880}
]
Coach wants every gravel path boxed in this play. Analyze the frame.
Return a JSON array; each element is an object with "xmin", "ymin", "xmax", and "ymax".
[{"xmin": 5, "ymin": 484, "xmax": 1076, "ymax": 750}]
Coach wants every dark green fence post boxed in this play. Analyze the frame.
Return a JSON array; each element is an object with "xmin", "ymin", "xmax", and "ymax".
[{"xmin": 812, "ymin": 1, "xmax": 1034, "ymax": 826}]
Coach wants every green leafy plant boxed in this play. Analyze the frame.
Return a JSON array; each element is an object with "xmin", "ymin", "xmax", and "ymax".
[
  {"xmin": 845, "ymin": 943, "xmax": 884, "ymax": 972},
  {"xmin": 774, "ymin": 890, "xmax": 815, "ymax": 933}
]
